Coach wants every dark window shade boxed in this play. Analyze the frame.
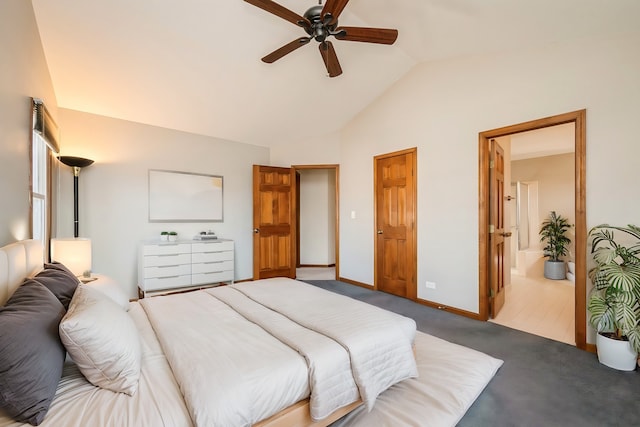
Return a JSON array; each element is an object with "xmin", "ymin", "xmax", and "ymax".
[{"xmin": 32, "ymin": 98, "xmax": 59, "ymax": 153}]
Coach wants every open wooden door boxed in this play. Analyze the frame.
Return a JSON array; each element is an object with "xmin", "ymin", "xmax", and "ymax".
[
  {"xmin": 489, "ymin": 139, "xmax": 508, "ymax": 318},
  {"xmin": 252, "ymin": 165, "xmax": 297, "ymax": 280},
  {"xmin": 374, "ymin": 148, "xmax": 417, "ymax": 299}
]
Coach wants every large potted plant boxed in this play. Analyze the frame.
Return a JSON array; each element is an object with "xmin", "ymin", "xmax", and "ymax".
[
  {"xmin": 587, "ymin": 224, "xmax": 640, "ymax": 371},
  {"xmin": 539, "ymin": 211, "xmax": 572, "ymax": 280}
]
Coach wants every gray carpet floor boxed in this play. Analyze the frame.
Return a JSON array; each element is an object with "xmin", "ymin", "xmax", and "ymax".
[{"xmin": 304, "ymin": 280, "xmax": 640, "ymax": 427}]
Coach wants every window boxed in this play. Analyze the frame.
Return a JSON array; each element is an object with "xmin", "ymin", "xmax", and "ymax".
[
  {"xmin": 31, "ymin": 132, "xmax": 48, "ymax": 244},
  {"xmin": 31, "ymin": 99, "xmax": 59, "ymax": 249}
]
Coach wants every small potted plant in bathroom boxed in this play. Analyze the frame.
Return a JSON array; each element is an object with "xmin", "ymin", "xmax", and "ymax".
[
  {"xmin": 160, "ymin": 231, "xmax": 169, "ymax": 242},
  {"xmin": 539, "ymin": 211, "xmax": 572, "ymax": 280},
  {"xmin": 168, "ymin": 231, "xmax": 178, "ymax": 242},
  {"xmin": 588, "ymin": 224, "xmax": 640, "ymax": 371}
]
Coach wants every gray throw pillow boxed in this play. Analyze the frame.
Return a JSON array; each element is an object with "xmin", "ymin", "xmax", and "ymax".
[
  {"xmin": 0, "ymin": 281, "xmax": 66, "ymax": 425},
  {"xmin": 34, "ymin": 263, "xmax": 80, "ymax": 309}
]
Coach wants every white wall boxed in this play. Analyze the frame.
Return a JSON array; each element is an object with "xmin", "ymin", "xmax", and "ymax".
[
  {"xmin": 338, "ymin": 32, "xmax": 640, "ymax": 313},
  {"xmin": 270, "ymin": 131, "xmax": 341, "ymax": 167},
  {"xmin": 0, "ymin": 0, "xmax": 58, "ymax": 245},
  {"xmin": 299, "ymin": 169, "xmax": 335, "ymax": 266},
  {"xmin": 56, "ymin": 109, "xmax": 269, "ymax": 298},
  {"xmin": 512, "ymin": 153, "xmax": 576, "ymax": 260}
]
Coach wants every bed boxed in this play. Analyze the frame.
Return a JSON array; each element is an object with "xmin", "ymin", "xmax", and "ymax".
[
  {"xmin": 0, "ymin": 240, "xmax": 418, "ymax": 427},
  {"xmin": 0, "ymin": 240, "xmax": 503, "ymax": 427}
]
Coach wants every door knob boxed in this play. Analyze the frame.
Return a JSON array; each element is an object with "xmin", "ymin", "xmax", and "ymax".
[
  {"xmin": 377, "ymin": 230, "xmax": 383, "ymax": 234},
  {"xmin": 501, "ymin": 232, "xmax": 512, "ymax": 237},
  {"xmin": 253, "ymin": 228, "xmax": 260, "ymax": 234}
]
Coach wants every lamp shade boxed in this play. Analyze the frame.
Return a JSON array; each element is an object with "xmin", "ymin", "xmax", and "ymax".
[
  {"xmin": 58, "ymin": 156, "xmax": 94, "ymax": 168},
  {"xmin": 50, "ymin": 238, "xmax": 92, "ymax": 276}
]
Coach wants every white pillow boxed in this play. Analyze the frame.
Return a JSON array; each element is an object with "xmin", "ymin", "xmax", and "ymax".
[
  {"xmin": 59, "ymin": 284, "xmax": 141, "ymax": 395},
  {"xmin": 84, "ymin": 275, "xmax": 130, "ymax": 311}
]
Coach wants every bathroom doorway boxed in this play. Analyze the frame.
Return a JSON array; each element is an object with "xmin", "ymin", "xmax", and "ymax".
[
  {"xmin": 478, "ymin": 110, "xmax": 587, "ymax": 350},
  {"xmin": 491, "ymin": 125, "xmax": 576, "ymax": 345}
]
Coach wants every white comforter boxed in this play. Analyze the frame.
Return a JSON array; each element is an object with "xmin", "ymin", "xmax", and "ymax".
[
  {"xmin": 140, "ymin": 289, "xmax": 310, "ymax": 427},
  {"xmin": 230, "ymin": 279, "xmax": 418, "ymax": 410},
  {"xmin": 141, "ymin": 278, "xmax": 418, "ymax": 426}
]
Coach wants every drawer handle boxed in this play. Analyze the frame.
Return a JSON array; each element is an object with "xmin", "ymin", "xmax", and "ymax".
[
  {"xmin": 158, "ymin": 275, "xmax": 180, "ymax": 280},
  {"xmin": 204, "ymin": 261, "xmax": 223, "ymax": 265},
  {"xmin": 157, "ymin": 265, "xmax": 180, "ymax": 268},
  {"xmin": 157, "ymin": 254, "xmax": 183, "ymax": 257},
  {"xmin": 204, "ymin": 271, "xmax": 224, "ymax": 275}
]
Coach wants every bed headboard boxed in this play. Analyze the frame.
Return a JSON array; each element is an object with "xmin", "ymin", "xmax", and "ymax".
[{"xmin": 0, "ymin": 239, "xmax": 44, "ymax": 305}]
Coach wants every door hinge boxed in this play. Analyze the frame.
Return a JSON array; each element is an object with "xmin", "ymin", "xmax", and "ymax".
[
  {"xmin": 489, "ymin": 224, "xmax": 495, "ymax": 234},
  {"xmin": 489, "ymin": 160, "xmax": 495, "ymax": 169}
]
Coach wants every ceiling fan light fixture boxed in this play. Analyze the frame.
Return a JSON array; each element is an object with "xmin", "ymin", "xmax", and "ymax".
[{"xmin": 245, "ymin": 0, "xmax": 398, "ymax": 77}]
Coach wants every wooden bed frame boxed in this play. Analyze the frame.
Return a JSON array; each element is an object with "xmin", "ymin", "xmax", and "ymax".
[
  {"xmin": 0, "ymin": 239, "xmax": 360, "ymax": 427},
  {"xmin": 257, "ymin": 399, "xmax": 361, "ymax": 427}
]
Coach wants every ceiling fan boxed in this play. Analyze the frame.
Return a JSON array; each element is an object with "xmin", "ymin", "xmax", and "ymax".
[{"xmin": 245, "ymin": 0, "xmax": 399, "ymax": 77}]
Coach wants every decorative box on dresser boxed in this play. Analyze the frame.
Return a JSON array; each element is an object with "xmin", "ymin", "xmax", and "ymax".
[{"xmin": 138, "ymin": 239, "xmax": 234, "ymax": 297}]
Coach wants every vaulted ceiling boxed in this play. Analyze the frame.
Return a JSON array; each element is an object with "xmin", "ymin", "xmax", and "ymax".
[{"xmin": 31, "ymin": 0, "xmax": 640, "ymax": 147}]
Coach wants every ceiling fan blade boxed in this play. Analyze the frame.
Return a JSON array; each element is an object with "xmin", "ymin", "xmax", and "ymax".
[
  {"xmin": 320, "ymin": 0, "xmax": 350, "ymax": 24},
  {"xmin": 245, "ymin": 0, "xmax": 310, "ymax": 28},
  {"xmin": 335, "ymin": 27, "xmax": 398, "ymax": 45},
  {"xmin": 319, "ymin": 41, "xmax": 342, "ymax": 78},
  {"xmin": 262, "ymin": 37, "xmax": 311, "ymax": 63}
]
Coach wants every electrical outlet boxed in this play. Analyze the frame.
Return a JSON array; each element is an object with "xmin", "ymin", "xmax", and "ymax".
[{"xmin": 425, "ymin": 281, "xmax": 436, "ymax": 289}]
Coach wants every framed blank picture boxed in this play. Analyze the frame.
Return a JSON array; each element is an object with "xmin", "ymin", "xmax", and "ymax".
[{"xmin": 148, "ymin": 169, "xmax": 223, "ymax": 222}]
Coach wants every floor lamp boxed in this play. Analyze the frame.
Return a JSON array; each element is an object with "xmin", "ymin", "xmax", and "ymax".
[
  {"xmin": 58, "ymin": 156, "xmax": 94, "ymax": 238},
  {"xmin": 54, "ymin": 156, "xmax": 94, "ymax": 277}
]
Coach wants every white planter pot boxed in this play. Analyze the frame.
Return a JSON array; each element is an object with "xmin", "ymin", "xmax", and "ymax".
[{"xmin": 596, "ymin": 333, "xmax": 637, "ymax": 371}]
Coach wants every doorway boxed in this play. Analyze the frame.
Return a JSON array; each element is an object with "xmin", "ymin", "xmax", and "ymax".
[
  {"xmin": 252, "ymin": 164, "xmax": 339, "ymax": 281},
  {"xmin": 294, "ymin": 165, "xmax": 339, "ymax": 281},
  {"xmin": 478, "ymin": 110, "xmax": 587, "ymax": 350},
  {"xmin": 490, "ymin": 125, "xmax": 576, "ymax": 345}
]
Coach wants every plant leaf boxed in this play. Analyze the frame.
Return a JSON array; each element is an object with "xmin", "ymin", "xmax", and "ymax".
[
  {"xmin": 601, "ymin": 263, "xmax": 640, "ymax": 292},
  {"xmin": 626, "ymin": 327, "xmax": 640, "ymax": 353},
  {"xmin": 588, "ymin": 293, "xmax": 614, "ymax": 331},
  {"xmin": 592, "ymin": 247, "xmax": 617, "ymax": 265}
]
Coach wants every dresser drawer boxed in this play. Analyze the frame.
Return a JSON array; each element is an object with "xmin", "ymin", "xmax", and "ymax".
[
  {"xmin": 143, "ymin": 253, "xmax": 191, "ymax": 267},
  {"xmin": 192, "ymin": 250, "xmax": 233, "ymax": 263},
  {"xmin": 142, "ymin": 243, "xmax": 191, "ymax": 256},
  {"xmin": 192, "ymin": 260, "xmax": 233, "ymax": 275},
  {"xmin": 143, "ymin": 264, "xmax": 191, "ymax": 279},
  {"xmin": 192, "ymin": 270, "xmax": 234, "ymax": 286},
  {"xmin": 143, "ymin": 275, "xmax": 192, "ymax": 291},
  {"xmin": 192, "ymin": 241, "xmax": 234, "ymax": 253}
]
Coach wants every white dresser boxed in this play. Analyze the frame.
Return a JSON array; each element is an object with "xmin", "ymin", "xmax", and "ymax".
[{"xmin": 138, "ymin": 239, "xmax": 234, "ymax": 297}]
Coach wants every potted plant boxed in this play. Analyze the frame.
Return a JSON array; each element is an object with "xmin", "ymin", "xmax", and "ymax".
[
  {"xmin": 160, "ymin": 231, "xmax": 169, "ymax": 242},
  {"xmin": 168, "ymin": 231, "xmax": 178, "ymax": 242},
  {"xmin": 588, "ymin": 224, "xmax": 640, "ymax": 371},
  {"xmin": 539, "ymin": 211, "xmax": 572, "ymax": 280}
]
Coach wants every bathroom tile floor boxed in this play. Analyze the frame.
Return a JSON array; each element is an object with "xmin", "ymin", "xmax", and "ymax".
[{"xmin": 490, "ymin": 273, "xmax": 575, "ymax": 345}]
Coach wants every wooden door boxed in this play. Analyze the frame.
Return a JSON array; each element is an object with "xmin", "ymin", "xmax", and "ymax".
[
  {"xmin": 489, "ymin": 139, "xmax": 506, "ymax": 317},
  {"xmin": 252, "ymin": 165, "xmax": 296, "ymax": 280},
  {"xmin": 374, "ymin": 149, "xmax": 417, "ymax": 299}
]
